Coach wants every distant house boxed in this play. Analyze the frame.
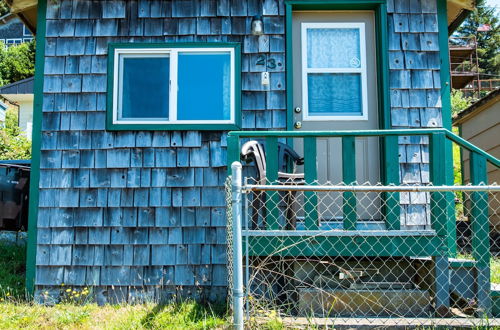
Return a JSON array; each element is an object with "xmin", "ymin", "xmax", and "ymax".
[
  {"xmin": 0, "ymin": 76, "xmax": 34, "ymax": 139},
  {"xmin": 453, "ymin": 88, "xmax": 500, "ymax": 229},
  {"xmin": 0, "ymin": 12, "xmax": 33, "ymax": 47},
  {"xmin": 0, "ymin": 100, "xmax": 7, "ymax": 124}
]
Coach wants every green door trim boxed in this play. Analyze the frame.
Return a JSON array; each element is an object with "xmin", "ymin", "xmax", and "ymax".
[
  {"xmin": 284, "ymin": 0, "xmax": 390, "ymax": 132},
  {"xmin": 26, "ymin": 0, "xmax": 47, "ymax": 295}
]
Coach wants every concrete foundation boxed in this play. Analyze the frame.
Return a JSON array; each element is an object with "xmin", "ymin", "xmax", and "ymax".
[{"xmin": 297, "ymin": 288, "xmax": 432, "ymax": 317}]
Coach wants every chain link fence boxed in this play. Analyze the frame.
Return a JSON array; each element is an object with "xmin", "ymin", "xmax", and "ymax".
[{"xmin": 227, "ymin": 174, "xmax": 500, "ymax": 327}]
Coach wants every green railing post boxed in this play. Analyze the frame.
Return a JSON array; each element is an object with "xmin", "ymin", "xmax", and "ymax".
[
  {"xmin": 470, "ymin": 152, "xmax": 491, "ymax": 316},
  {"xmin": 227, "ymin": 135, "xmax": 241, "ymax": 175},
  {"xmin": 342, "ymin": 137, "xmax": 357, "ymax": 230},
  {"xmin": 430, "ymin": 133, "xmax": 448, "ymax": 237},
  {"xmin": 304, "ymin": 137, "xmax": 319, "ymax": 230},
  {"xmin": 430, "ymin": 132, "xmax": 450, "ymax": 315},
  {"xmin": 265, "ymin": 137, "xmax": 281, "ymax": 230},
  {"xmin": 383, "ymin": 135, "xmax": 401, "ymax": 230}
]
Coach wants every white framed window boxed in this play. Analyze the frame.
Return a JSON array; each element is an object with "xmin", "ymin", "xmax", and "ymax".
[
  {"xmin": 301, "ymin": 22, "xmax": 368, "ymax": 121},
  {"xmin": 23, "ymin": 25, "xmax": 32, "ymax": 36},
  {"xmin": 110, "ymin": 45, "xmax": 240, "ymax": 129},
  {"xmin": 23, "ymin": 38, "xmax": 34, "ymax": 43},
  {"xmin": 6, "ymin": 39, "xmax": 22, "ymax": 47}
]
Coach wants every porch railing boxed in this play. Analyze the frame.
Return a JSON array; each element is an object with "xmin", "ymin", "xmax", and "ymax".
[
  {"xmin": 227, "ymin": 128, "xmax": 500, "ymax": 326},
  {"xmin": 227, "ymin": 128, "xmax": 500, "ymax": 253}
]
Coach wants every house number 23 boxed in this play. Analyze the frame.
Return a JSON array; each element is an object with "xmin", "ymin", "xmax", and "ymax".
[{"xmin": 256, "ymin": 55, "xmax": 277, "ymax": 69}]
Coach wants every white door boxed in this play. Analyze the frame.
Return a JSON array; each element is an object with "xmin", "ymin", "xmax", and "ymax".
[{"xmin": 292, "ymin": 11, "xmax": 380, "ymax": 221}]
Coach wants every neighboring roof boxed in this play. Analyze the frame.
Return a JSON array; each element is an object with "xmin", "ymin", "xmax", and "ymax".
[
  {"xmin": 0, "ymin": 76, "xmax": 34, "ymax": 95},
  {"xmin": 453, "ymin": 88, "xmax": 500, "ymax": 125},
  {"xmin": 4, "ymin": 0, "xmax": 36, "ymax": 34},
  {"xmin": 447, "ymin": 0, "xmax": 475, "ymax": 34},
  {"xmin": 6, "ymin": 0, "xmax": 475, "ymax": 36},
  {"xmin": 0, "ymin": 12, "xmax": 18, "ymax": 24}
]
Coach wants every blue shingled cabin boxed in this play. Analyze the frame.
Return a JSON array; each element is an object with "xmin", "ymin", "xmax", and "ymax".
[{"xmin": 7, "ymin": 0, "xmax": 500, "ymax": 318}]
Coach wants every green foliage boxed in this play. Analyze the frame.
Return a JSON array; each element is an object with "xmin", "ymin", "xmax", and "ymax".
[
  {"xmin": 0, "ymin": 41, "xmax": 36, "ymax": 86},
  {"xmin": 0, "ymin": 108, "xmax": 31, "ymax": 160},
  {"xmin": 451, "ymin": 90, "xmax": 472, "ymax": 115},
  {"xmin": 0, "ymin": 242, "xmax": 26, "ymax": 299},
  {"xmin": 0, "ymin": 0, "xmax": 9, "ymax": 17},
  {"xmin": 455, "ymin": 0, "xmax": 500, "ymax": 76}
]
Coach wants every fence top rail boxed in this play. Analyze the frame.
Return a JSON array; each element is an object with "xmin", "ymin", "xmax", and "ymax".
[{"xmin": 242, "ymin": 184, "xmax": 500, "ymax": 193}]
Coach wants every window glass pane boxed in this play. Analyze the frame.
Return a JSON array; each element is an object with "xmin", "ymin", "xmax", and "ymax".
[
  {"xmin": 307, "ymin": 73, "xmax": 362, "ymax": 116},
  {"xmin": 177, "ymin": 52, "xmax": 231, "ymax": 121},
  {"xmin": 307, "ymin": 28, "xmax": 361, "ymax": 69},
  {"xmin": 120, "ymin": 56, "xmax": 170, "ymax": 120}
]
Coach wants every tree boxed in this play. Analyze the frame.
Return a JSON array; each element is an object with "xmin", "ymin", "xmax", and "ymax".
[
  {"xmin": 0, "ymin": 0, "xmax": 9, "ymax": 17},
  {"xmin": 451, "ymin": 90, "xmax": 472, "ymax": 115},
  {"xmin": 0, "ymin": 41, "xmax": 36, "ymax": 86},
  {"xmin": 455, "ymin": 0, "xmax": 500, "ymax": 77},
  {"xmin": 0, "ymin": 108, "xmax": 31, "ymax": 160}
]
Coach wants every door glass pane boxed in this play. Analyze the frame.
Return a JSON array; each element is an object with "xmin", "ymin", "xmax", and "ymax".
[
  {"xmin": 307, "ymin": 28, "xmax": 361, "ymax": 69},
  {"xmin": 120, "ymin": 56, "xmax": 170, "ymax": 120},
  {"xmin": 177, "ymin": 52, "xmax": 231, "ymax": 121},
  {"xmin": 307, "ymin": 73, "xmax": 362, "ymax": 116}
]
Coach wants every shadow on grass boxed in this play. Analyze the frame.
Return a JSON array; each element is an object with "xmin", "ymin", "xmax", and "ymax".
[
  {"xmin": 140, "ymin": 300, "xmax": 227, "ymax": 329},
  {"xmin": 0, "ymin": 241, "xmax": 26, "ymax": 298}
]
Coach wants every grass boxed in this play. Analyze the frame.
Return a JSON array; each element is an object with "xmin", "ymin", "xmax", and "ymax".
[
  {"xmin": 0, "ymin": 241, "xmax": 26, "ymax": 298},
  {"xmin": 0, "ymin": 242, "xmax": 228, "ymax": 329},
  {"xmin": 0, "ymin": 301, "xmax": 228, "ymax": 329},
  {"xmin": 492, "ymin": 257, "xmax": 500, "ymax": 284}
]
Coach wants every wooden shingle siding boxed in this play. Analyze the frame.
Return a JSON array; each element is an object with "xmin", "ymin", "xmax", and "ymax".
[
  {"xmin": 388, "ymin": 0, "xmax": 442, "ymax": 229},
  {"xmin": 35, "ymin": 0, "xmax": 286, "ymax": 302},
  {"xmin": 35, "ymin": 0, "xmax": 444, "ymax": 301}
]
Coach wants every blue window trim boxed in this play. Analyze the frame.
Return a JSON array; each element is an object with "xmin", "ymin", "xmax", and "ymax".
[{"xmin": 106, "ymin": 42, "xmax": 242, "ymax": 131}]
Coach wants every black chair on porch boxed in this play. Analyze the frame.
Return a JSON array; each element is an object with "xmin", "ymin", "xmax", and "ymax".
[{"xmin": 241, "ymin": 140, "xmax": 304, "ymax": 230}]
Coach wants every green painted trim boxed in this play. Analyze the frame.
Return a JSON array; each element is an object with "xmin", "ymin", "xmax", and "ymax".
[
  {"xmin": 229, "ymin": 128, "xmax": 447, "ymax": 137},
  {"xmin": 245, "ymin": 234, "xmax": 443, "ymax": 257},
  {"xmin": 383, "ymin": 135, "xmax": 401, "ymax": 230},
  {"xmin": 285, "ymin": 3, "xmax": 294, "ymax": 132},
  {"xmin": 449, "ymin": 259, "xmax": 476, "ymax": 268},
  {"xmin": 304, "ymin": 137, "xmax": 319, "ymax": 230},
  {"xmin": 26, "ymin": 0, "xmax": 47, "ymax": 296},
  {"xmin": 470, "ymin": 153, "xmax": 490, "ymax": 266},
  {"xmin": 458, "ymin": 125, "xmax": 465, "ymax": 184},
  {"xmin": 227, "ymin": 128, "xmax": 500, "ymax": 166},
  {"xmin": 264, "ymin": 137, "xmax": 280, "ymax": 230},
  {"xmin": 227, "ymin": 135, "xmax": 241, "ymax": 175},
  {"xmin": 437, "ymin": 0, "xmax": 452, "ymax": 131},
  {"xmin": 106, "ymin": 42, "xmax": 241, "ymax": 131},
  {"xmin": 430, "ymin": 133, "xmax": 446, "ymax": 223},
  {"xmin": 445, "ymin": 130, "xmax": 500, "ymax": 167},
  {"xmin": 342, "ymin": 137, "xmax": 357, "ymax": 230},
  {"xmin": 437, "ymin": 0, "xmax": 458, "ymax": 257},
  {"xmin": 284, "ymin": 0, "xmax": 390, "ymax": 128}
]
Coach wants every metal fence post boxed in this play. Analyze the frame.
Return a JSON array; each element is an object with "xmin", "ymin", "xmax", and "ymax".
[{"xmin": 231, "ymin": 161, "xmax": 244, "ymax": 330}]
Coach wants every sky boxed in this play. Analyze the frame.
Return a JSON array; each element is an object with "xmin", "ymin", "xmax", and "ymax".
[{"xmin": 484, "ymin": 0, "xmax": 500, "ymax": 12}]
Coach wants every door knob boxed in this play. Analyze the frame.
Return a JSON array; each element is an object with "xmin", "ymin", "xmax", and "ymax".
[
  {"xmin": 294, "ymin": 121, "xmax": 302, "ymax": 129},
  {"xmin": 294, "ymin": 106, "xmax": 302, "ymax": 113}
]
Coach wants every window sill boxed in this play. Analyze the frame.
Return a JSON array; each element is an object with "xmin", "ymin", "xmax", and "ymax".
[{"xmin": 106, "ymin": 122, "xmax": 241, "ymax": 131}]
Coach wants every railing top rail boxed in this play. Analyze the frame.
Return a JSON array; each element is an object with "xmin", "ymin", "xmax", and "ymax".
[
  {"xmin": 444, "ymin": 130, "xmax": 500, "ymax": 167},
  {"xmin": 242, "ymin": 184, "xmax": 500, "ymax": 193},
  {"xmin": 228, "ymin": 128, "xmax": 447, "ymax": 138},
  {"xmin": 227, "ymin": 128, "xmax": 500, "ymax": 168}
]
